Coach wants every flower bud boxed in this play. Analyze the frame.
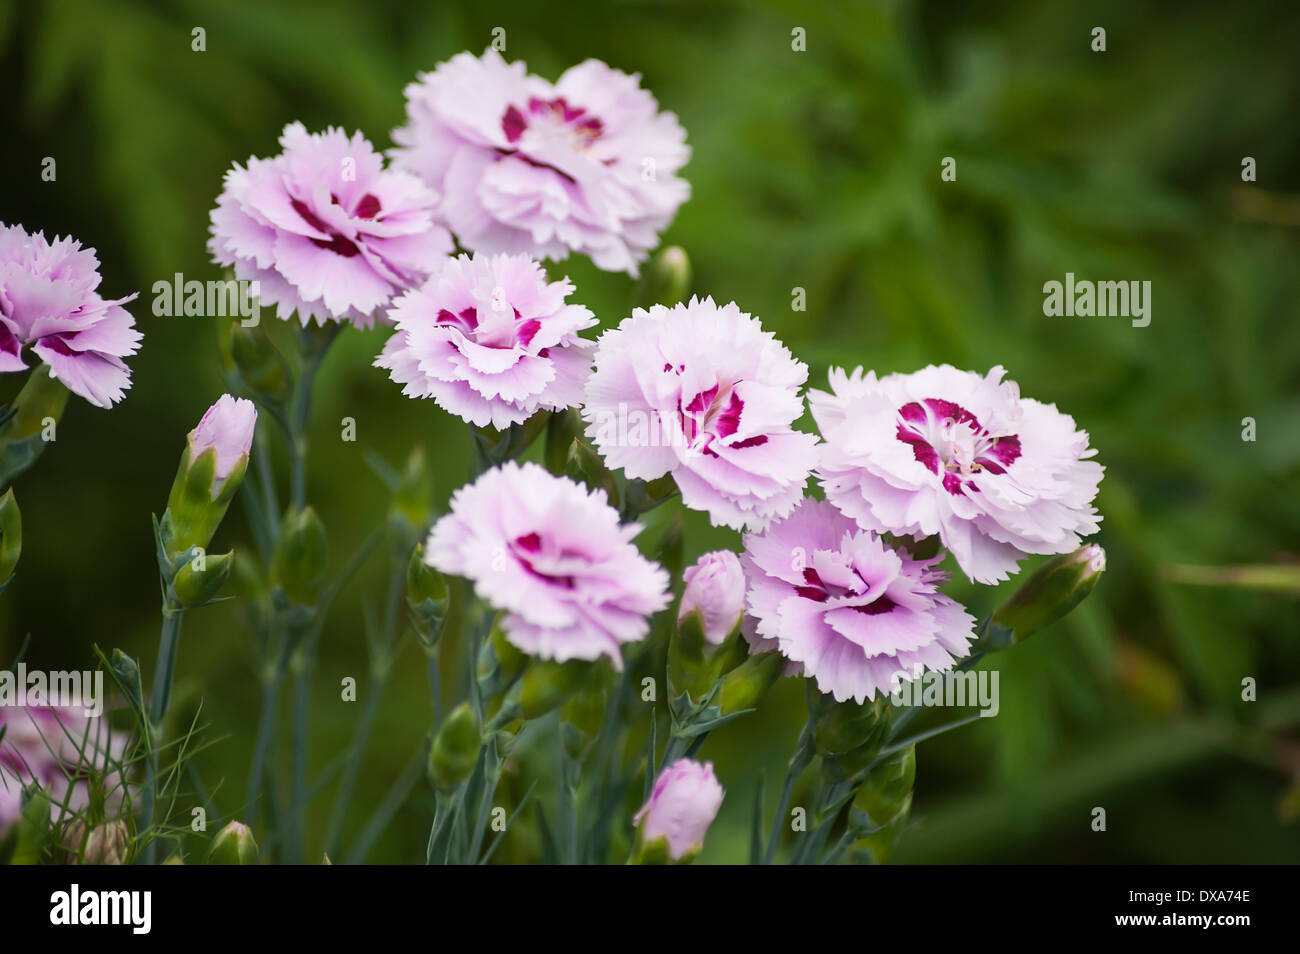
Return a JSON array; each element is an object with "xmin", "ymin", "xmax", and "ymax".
[
  {"xmin": 187, "ymin": 394, "xmax": 258, "ymax": 492},
  {"xmin": 207, "ymin": 821, "xmax": 259, "ymax": 865},
  {"xmin": 0, "ymin": 488, "xmax": 21, "ymax": 591},
  {"xmin": 637, "ymin": 245, "xmax": 691, "ymax": 308},
  {"xmin": 519, "ymin": 659, "xmax": 593, "ymax": 720},
  {"xmin": 406, "ymin": 544, "xmax": 447, "ymax": 647},
  {"xmin": 65, "ymin": 819, "xmax": 129, "ymax": 865},
  {"xmin": 816, "ymin": 697, "xmax": 892, "ymax": 780},
  {"xmin": 990, "ymin": 544, "xmax": 1106, "ymax": 646},
  {"xmin": 850, "ymin": 745, "xmax": 915, "ymax": 834},
  {"xmin": 271, "ymin": 506, "xmax": 328, "ymax": 606},
  {"xmin": 172, "ymin": 548, "xmax": 234, "ymax": 608},
  {"xmin": 163, "ymin": 395, "xmax": 256, "ymax": 558},
  {"xmin": 429, "ymin": 702, "xmax": 481, "ymax": 792},
  {"xmin": 718, "ymin": 651, "xmax": 784, "ymax": 715},
  {"xmin": 229, "ymin": 324, "xmax": 290, "ymax": 401},
  {"xmin": 631, "ymin": 758, "xmax": 723, "ymax": 864},
  {"xmin": 850, "ymin": 794, "xmax": 912, "ymax": 865},
  {"xmin": 679, "ymin": 551, "xmax": 745, "ymax": 645},
  {"xmin": 0, "ymin": 365, "xmax": 69, "ymax": 486}
]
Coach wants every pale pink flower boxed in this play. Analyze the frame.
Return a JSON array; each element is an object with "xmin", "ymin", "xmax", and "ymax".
[
  {"xmin": 425, "ymin": 462, "xmax": 670, "ymax": 668},
  {"xmin": 679, "ymin": 550, "xmax": 746, "ymax": 644},
  {"xmin": 375, "ymin": 253, "xmax": 595, "ymax": 428},
  {"xmin": 391, "ymin": 50, "xmax": 689, "ymax": 275},
  {"xmin": 811, "ymin": 365, "xmax": 1104, "ymax": 584},
  {"xmin": 634, "ymin": 759, "xmax": 724, "ymax": 860},
  {"xmin": 188, "ymin": 394, "xmax": 257, "ymax": 487},
  {"xmin": 741, "ymin": 498, "xmax": 976, "ymax": 703},
  {"xmin": 0, "ymin": 224, "xmax": 141, "ymax": 408},
  {"xmin": 583, "ymin": 297, "xmax": 816, "ymax": 531},
  {"xmin": 209, "ymin": 122, "xmax": 452, "ymax": 327}
]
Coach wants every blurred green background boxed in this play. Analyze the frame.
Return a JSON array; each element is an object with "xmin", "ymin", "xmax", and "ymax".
[{"xmin": 2, "ymin": 0, "xmax": 1299, "ymax": 863}]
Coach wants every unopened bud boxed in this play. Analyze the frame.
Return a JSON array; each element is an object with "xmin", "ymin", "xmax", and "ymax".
[
  {"xmin": 207, "ymin": 821, "xmax": 259, "ymax": 865},
  {"xmin": 990, "ymin": 544, "xmax": 1106, "ymax": 645},
  {"xmin": 850, "ymin": 745, "xmax": 916, "ymax": 834},
  {"xmin": 163, "ymin": 395, "xmax": 256, "ymax": 558},
  {"xmin": 271, "ymin": 506, "xmax": 328, "ymax": 606},
  {"xmin": 430, "ymin": 702, "xmax": 481, "ymax": 791},
  {"xmin": 637, "ymin": 245, "xmax": 692, "ymax": 308},
  {"xmin": 172, "ymin": 549, "xmax": 233, "ymax": 608}
]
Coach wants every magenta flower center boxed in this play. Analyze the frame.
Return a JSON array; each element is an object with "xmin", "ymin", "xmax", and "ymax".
[
  {"xmin": 671, "ymin": 377, "xmax": 769, "ymax": 457},
  {"xmin": 794, "ymin": 566, "xmax": 897, "ymax": 616},
  {"xmin": 290, "ymin": 192, "xmax": 383, "ymax": 259},
  {"xmin": 434, "ymin": 299, "xmax": 547, "ymax": 354},
  {"xmin": 895, "ymin": 398, "xmax": 1021, "ymax": 495},
  {"xmin": 502, "ymin": 97, "xmax": 604, "ymax": 151}
]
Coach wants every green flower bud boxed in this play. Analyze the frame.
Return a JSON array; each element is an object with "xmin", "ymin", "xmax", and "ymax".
[
  {"xmin": 519, "ymin": 658, "xmax": 593, "ymax": 720},
  {"xmin": 271, "ymin": 506, "xmax": 328, "ymax": 606},
  {"xmin": 849, "ymin": 793, "xmax": 912, "ymax": 865},
  {"xmin": 207, "ymin": 821, "xmax": 259, "ymax": 865},
  {"xmin": 430, "ymin": 702, "xmax": 481, "ymax": 791},
  {"xmin": 815, "ymin": 697, "xmax": 890, "ymax": 757},
  {"xmin": 637, "ymin": 245, "xmax": 692, "ymax": 307},
  {"xmin": 0, "ymin": 487, "xmax": 21, "ymax": 591},
  {"xmin": 990, "ymin": 544, "xmax": 1106, "ymax": 646},
  {"xmin": 718, "ymin": 651, "xmax": 784, "ymax": 715},
  {"xmin": 0, "ymin": 365, "xmax": 69, "ymax": 486},
  {"xmin": 816, "ymin": 697, "xmax": 892, "ymax": 782},
  {"xmin": 172, "ymin": 548, "xmax": 234, "ymax": 609},
  {"xmin": 850, "ymin": 745, "xmax": 916, "ymax": 834},
  {"xmin": 406, "ymin": 544, "xmax": 447, "ymax": 648},
  {"xmin": 229, "ymin": 324, "xmax": 291, "ymax": 401}
]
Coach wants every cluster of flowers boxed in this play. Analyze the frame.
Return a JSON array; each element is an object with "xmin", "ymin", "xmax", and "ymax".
[
  {"xmin": 1, "ymin": 45, "xmax": 1104, "ymax": 863},
  {"xmin": 199, "ymin": 48, "xmax": 1101, "ymax": 859}
]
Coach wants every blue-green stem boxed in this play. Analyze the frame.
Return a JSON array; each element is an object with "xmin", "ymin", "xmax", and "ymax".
[
  {"xmin": 139, "ymin": 608, "xmax": 184, "ymax": 864},
  {"xmin": 763, "ymin": 712, "xmax": 815, "ymax": 865}
]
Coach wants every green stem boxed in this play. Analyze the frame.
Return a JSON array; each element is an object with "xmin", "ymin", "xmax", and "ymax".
[
  {"xmin": 323, "ymin": 662, "xmax": 386, "ymax": 858},
  {"xmin": 763, "ymin": 714, "xmax": 815, "ymax": 865},
  {"xmin": 245, "ymin": 638, "xmax": 294, "ymax": 826},
  {"xmin": 139, "ymin": 608, "xmax": 184, "ymax": 865},
  {"xmin": 287, "ymin": 645, "xmax": 313, "ymax": 863}
]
